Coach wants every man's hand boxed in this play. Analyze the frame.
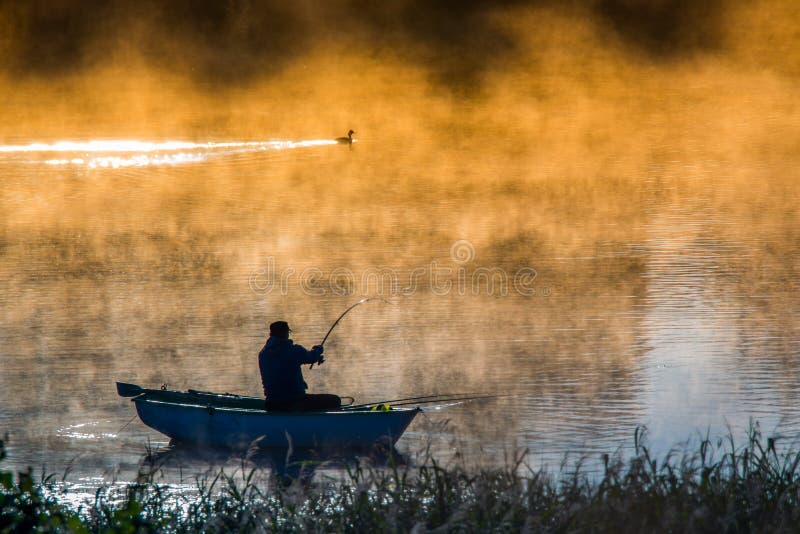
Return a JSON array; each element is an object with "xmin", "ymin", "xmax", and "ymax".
[{"xmin": 313, "ymin": 345, "xmax": 325, "ymax": 365}]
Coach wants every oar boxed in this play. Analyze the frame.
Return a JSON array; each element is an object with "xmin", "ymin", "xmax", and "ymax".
[
  {"xmin": 342, "ymin": 392, "xmax": 489, "ymax": 411},
  {"xmin": 116, "ymin": 382, "xmax": 146, "ymax": 397},
  {"xmin": 310, "ymin": 297, "xmax": 379, "ymax": 368},
  {"xmin": 116, "ymin": 382, "xmax": 175, "ymax": 398}
]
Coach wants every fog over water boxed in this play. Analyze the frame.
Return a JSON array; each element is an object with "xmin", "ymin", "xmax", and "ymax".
[{"xmin": 0, "ymin": 0, "xmax": 799, "ymax": 481}]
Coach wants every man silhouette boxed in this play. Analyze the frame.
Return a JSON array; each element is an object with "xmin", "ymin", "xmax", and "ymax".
[{"xmin": 259, "ymin": 321, "xmax": 341, "ymax": 411}]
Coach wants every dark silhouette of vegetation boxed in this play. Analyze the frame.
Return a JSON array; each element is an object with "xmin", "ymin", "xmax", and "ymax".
[
  {"xmin": 3, "ymin": 425, "xmax": 800, "ymax": 532},
  {"xmin": 1, "ymin": 0, "xmax": 734, "ymax": 84}
]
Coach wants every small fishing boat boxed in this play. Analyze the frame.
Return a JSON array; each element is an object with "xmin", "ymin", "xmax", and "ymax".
[{"xmin": 116, "ymin": 382, "xmax": 420, "ymax": 449}]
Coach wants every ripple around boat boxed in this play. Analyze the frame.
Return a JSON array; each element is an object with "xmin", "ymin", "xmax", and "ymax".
[{"xmin": 116, "ymin": 382, "xmax": 420, "ymax": 449}]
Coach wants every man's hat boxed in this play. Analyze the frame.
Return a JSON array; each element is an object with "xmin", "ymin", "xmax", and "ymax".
[{"xmin": 269, "ymin": 321, "xmax": 291, "ymax": 338}]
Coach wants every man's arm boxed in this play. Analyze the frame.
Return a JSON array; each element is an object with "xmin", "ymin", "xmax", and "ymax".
[{"xmin": 293, "ymin": 344, "xmax": 324, "ymax": 365}]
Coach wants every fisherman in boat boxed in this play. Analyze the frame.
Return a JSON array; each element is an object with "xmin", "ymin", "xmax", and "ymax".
[{"xmin": 259, "ymin": 320, "xmax": 342, "ymax": 411}]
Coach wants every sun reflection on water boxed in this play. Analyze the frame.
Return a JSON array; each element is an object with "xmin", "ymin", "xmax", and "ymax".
[{"xmin": 56, "ymin": 421, "xmax": 118, "ymax": 441}]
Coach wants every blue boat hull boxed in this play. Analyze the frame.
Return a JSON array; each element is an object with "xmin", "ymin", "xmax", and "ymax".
[{"xmin": 131, "ymin": 393, "xmax": 420, "ymax": 449}]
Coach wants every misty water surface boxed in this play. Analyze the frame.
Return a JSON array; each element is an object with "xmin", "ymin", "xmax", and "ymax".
[{"xmin": 0, "ymin": 127, "xmax": 798, "ymax": 480}]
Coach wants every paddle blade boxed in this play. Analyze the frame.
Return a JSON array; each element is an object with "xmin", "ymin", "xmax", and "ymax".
[{"xmin": 116, "ymin": 382, "xmax": 143, "ymax": 397}]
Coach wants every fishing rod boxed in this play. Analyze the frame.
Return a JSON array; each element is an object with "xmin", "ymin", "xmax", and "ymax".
[
  {"xmin": 342, "ymin": 392, "xmax": 489, "ymax": 411},
  {"xmin": 343, "ymin": 394, "xmax": 507, "ymax": 411},
  {"xmin": 346, "ymin": 395, "xmax": 500, "ymax": 410},
  {"xmin": 310, "ymin": 297, "xmax": 378, "ymax": 368},
  {"xmin": 388, "ymin": 395, "xmax": 503, "ymax": 408}
]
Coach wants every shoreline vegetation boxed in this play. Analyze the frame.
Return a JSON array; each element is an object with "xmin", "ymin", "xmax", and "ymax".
[{"xmin": 2, "ymin": 426, "xmax": 800, "ymax": 532}]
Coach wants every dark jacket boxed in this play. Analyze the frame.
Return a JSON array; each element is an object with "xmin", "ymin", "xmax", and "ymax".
[{"xmin": 259, "ymin": 337, "xmax": 322, "ymax": 401}]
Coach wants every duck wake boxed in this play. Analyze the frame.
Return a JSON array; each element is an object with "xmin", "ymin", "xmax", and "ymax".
[{"xmin": 0, "ymin": 139, "xmax": 338, "ymax": 169}]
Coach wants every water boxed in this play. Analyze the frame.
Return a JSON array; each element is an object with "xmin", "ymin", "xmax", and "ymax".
[{"xmin": 0, "ymin": 128, "xmax": 798, "ymax": 487}]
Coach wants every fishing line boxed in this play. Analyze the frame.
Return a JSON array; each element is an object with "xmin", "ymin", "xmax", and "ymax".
[{"xmin": 117, "ymin": 414, "xmax": 138, "ymax": 434}]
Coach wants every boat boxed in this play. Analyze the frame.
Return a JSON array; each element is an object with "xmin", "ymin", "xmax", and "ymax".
[{"xmin": 116, "ymin": 382, "xmax": 420, "ymax": 449}]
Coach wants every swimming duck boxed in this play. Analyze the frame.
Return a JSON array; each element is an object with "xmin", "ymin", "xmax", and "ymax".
[{"xmin": 336, "ymin": 130, "xmax": 355, "ymax": 145}]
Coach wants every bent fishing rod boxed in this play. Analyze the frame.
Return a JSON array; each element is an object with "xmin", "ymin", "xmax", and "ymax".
[{"xmin": 310, "ymin": 297, "xmax": 378, "ymax": 368}]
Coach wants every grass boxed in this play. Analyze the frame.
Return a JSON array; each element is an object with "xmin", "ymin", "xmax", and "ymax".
[{"xmin": 3, "ymin": 425, "xmax": 800, "ymax": 532}]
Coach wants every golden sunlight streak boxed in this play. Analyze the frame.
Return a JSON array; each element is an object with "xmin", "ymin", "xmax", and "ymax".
[{"xmin": 0, "ymin": 139, "xmax": 340, "ymax": 168}]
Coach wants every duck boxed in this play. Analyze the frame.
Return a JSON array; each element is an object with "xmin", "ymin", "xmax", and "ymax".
[{"xmin": 336, "ymin": 130, "xmax": 355, "ymax": 145}]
